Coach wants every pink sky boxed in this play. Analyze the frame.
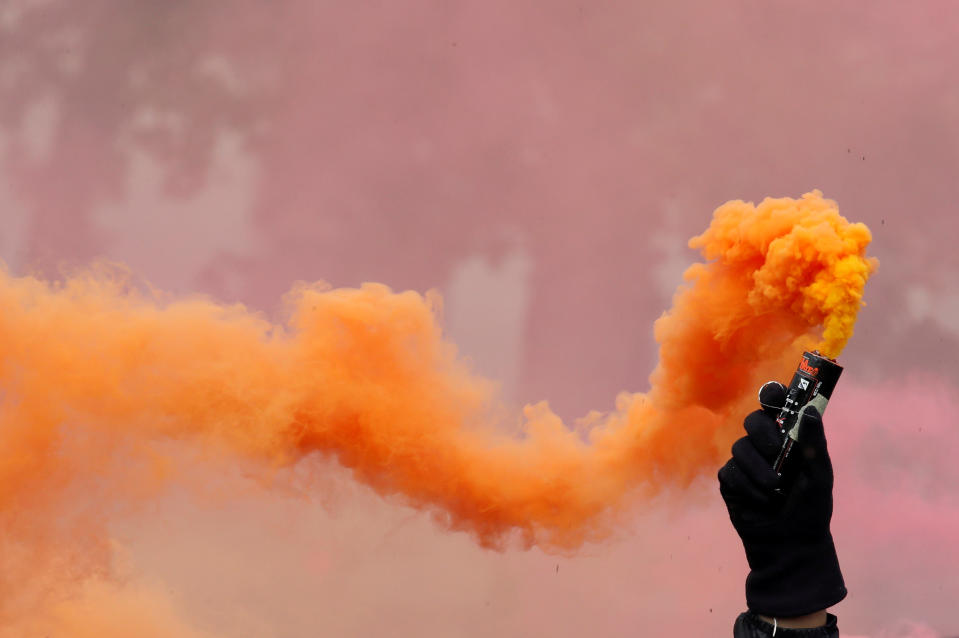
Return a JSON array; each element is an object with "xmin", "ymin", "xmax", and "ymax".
[{"xmin": 1, "ymin": 1, "xmax": 958, "ymax": 635}]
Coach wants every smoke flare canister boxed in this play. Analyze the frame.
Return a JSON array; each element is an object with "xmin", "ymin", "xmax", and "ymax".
[{"xmin": 772, "ymin": 351, "xmax": 843, "ymax": 477}]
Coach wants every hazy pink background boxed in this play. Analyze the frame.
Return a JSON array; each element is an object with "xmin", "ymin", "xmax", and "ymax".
[{"xmin": 2, "ymin": 1, "xmax": 958, "ymax": 636}]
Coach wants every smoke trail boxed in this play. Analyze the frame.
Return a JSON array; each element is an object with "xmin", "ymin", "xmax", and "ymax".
[{"xmin": 0, "ymin": 191, "xmax": 874, "ymax": 625}]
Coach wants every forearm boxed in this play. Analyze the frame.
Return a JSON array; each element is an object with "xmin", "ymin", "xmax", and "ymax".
[
  {"xmin": 734, "ymin": 611, "xmax": 838, "ymax": 637},
  {"xmin": 759, "ymin": 610, "xmax": 827, "ymax": 629}
]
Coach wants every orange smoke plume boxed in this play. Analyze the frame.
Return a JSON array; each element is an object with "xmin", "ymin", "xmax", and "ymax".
[{"xmin": 0, "ymin": 191, "xmax": 874, "ymax": 625}]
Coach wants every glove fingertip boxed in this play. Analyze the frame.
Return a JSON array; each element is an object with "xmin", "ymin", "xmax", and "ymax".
[{"xmin": 758, "ymin": 381, "xmax": 787, "ymax": 416}]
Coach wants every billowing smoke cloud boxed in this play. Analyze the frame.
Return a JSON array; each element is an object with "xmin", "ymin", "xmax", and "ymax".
[{"xmin": 0, "ymin": 192, "xmax": 874, "ymax": 630}]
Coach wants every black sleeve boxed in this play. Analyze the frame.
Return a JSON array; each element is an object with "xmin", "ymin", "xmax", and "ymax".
[{"xmin": 733, "ymin": 612, "xmax": 839, "ymax": 638}]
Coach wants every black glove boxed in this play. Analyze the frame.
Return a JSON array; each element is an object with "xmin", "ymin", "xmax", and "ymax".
[{"xmin": 718, "ymin": 382, "xmax": 847, "ymax": 618}]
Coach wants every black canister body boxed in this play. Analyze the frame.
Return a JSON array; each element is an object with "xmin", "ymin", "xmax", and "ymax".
[{"xmin": 772, "ymin": 351, "xmax": 843, "ymax": 477}]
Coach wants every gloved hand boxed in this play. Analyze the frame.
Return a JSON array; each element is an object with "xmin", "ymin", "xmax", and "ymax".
[{"xmin": 718, "ymin": 382, "xmax": 847, "ymax": 618}]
